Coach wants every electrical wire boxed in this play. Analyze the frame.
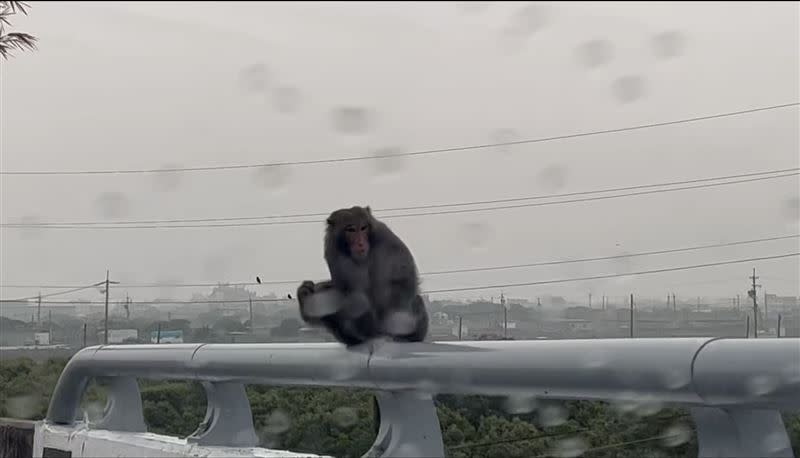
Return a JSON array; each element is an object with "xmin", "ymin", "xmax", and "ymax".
[
  {"xmin": 2, "ymin": 102, "xmax": 795, "ymax": 176},
  {"xmin": 3, "ymin": 282, "xmax": 106, "ymax": 302},
  {"xmin": 9, "ymin": 251, "xmax": 797, "ymax": 303},
  {"xmin": 423, "ymin": 252, "xmax": 800, "ymax": 294},
  {"xmin": 1, "ymin": 233, "xmax": 796, "ymax": 290},
  {"xmin": 4, "ymin": 167, "xmax": 796, "ymax": 227},
  {"xmin": 3, "ymin": 171, "xmax": 797, "ymax": 230}
]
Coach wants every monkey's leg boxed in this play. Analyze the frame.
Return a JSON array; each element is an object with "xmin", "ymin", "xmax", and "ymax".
[
  {"xmin": 388, "ymin": 295, "xmax": 429, "ymax": 343},
  {"xmin": 320, "ymin": 310, "xmax": 377, "ymax": 347}
]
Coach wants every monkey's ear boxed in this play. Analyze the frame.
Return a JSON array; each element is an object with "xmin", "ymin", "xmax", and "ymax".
[
  {"xmin": 364, "ymin": 206, "xmax": 372, "ymax": 215},
  {"xmin": 326, "ymin": 217, "xmax": 335, "ymax": 226}
]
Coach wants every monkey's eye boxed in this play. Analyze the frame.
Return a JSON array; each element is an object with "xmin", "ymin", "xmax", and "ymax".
[
  {"xmin": 346, "ymin": 226, "xmax": 356, "ymax": 232},
  {"xmin": 360, "ymin": 225, "xmax": 368, "ymax": 231}
]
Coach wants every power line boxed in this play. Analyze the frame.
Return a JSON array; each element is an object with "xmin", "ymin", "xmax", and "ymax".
[
  {"xmin": 3, "ymin": 282, "xmax": 106, "ymax": 301},
  {"xmin": 4, "ymin": 171, "xmax": 797, "ymax": 230},
  {"xmin": 26, "ymin": 298, "xmax": 289, "ymax": 305},
  {"xmin": 452, "ymin": 412, "xmax": 689, "ymax": 451},
  {"xmin": 4, "ymin": 167, "xmax": 796, "ymax": 227},
  {"xmin": 532, "ymin": 430, "xmax": 694, "ymax": 458},
  {"xmin": 424, "ymin": 252, "xmax": 800, "ymax": 294},
  {"xmin": 9, "ymin": 252, "xmax": 798, "ymax": 302},
  {"xmin": 2, "ymin": 233, "xmax": 796, "ymax": 290},
  {"xmin": 2, "ymin": 102, "xmax": 796, "ymax": 176}
]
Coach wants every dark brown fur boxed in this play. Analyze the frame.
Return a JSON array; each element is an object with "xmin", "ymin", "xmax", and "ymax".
[{"xmin": 296, "ymin": 206, "xmax": 428, "ymax": 346}]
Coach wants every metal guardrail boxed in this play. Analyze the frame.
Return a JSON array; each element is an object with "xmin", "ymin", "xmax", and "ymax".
[{"xmin": 44, "ymin": 338, "xmax": 800, "ymax": 458}]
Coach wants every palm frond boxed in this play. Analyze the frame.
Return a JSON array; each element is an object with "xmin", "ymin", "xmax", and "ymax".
[
  {"xmin": 0, "ymin": 31, "xmax": 36, "ymax": 59},
  {"xmin": 5, "ymin": 1, "xmax": 30, "ymax": 15}
]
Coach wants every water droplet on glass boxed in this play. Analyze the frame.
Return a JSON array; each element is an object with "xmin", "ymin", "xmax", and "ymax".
[
  {"xmin": 782, "ymin": 365, "xmax": 800, "ymax": 385},
  {"xmin": 457, "ymin": 2, "xmax": 489, "ymax": 13},
  {"xmin": 662, "ymin": 369, "xmax": 691, "ymax": 390},
  {"xmin": 503, "ymin": 394, "xmax": 538, "ymax": 414},
  {"xmin": 661, "ymin": 423, "xmax": 692, "ymax": 447},
  {"xmin": 746, "ymin": 374, "xmax": 778, "ymax": 397},
  {"xmin": 329, "ymin": 355, "xmax": 361, "ymax": 382},
  {"xmin": 272, "ymin": 86, "xmax": 301, "ymax": 114},
  {"xmin": 394, "ymin": 443, "xmax": 422, "ymax": 457},
  {"xmin": 635, "ymin": 397, "xmax": 663, "ymax": 417},
  {"xmin": 537, "ymin": 164, "xmax": 568, "ymax": 191},
  {"xmin": 577, "ymin": 39, "xmax": 614, "ymax": 69},
  {"xmin": 253, "ymin": 165, "xmax": 291, "ymax": 194},
  {"xmin": 302, "ymin": 289, "xmax": 343, "ymax": 318},
  {"xmin": 202, "ymin": 255, "xmax": 231, "ymax": 282},
  {"xmin": 505, "ymin": 3, "xmax": 549, "ymax": 38},
  {"xmin": 155, "ymin": 276, "xmax": 181, "ymax": 299},
  {"xmin": 490, "ymin": 128, "xmax": 519, "ymax": 155},
  {"xmin": 18, "ymin": 215, "xmax": 43, "ymax": 240},
  {"xmin": 332, "ymin": 106, "xmax": 372, "ymax": 135},
  {"xmin": 538, "ymin": 403, "xmax": 568, "ymax": 427},
  {"xmin": 652, "ymin": 30, "xmax": 686, "ymax": 60},
  {"xmin": 6, "ymin": 395, "xmax": 41, "ymax": 419},
  {"xmin": 85, "ymin": 401, "xmax": 106, "ymax": 422},
  {"xmin": 551, "ymin": 437, "xmax": 588, "ymax": 458},
  {"xmin": 332, "ymin": 407, "xmax": 359, "ymax": 428},
  {"xmin": 239, "ymin": 63, "xmax": 269, "ymax": 93},
  {"xmin": 152, "ymin": 163, "xmax": 182, "ymax": 192},
  {"xmin": 611, "ymin": 75, "xmax": 646, "ymax": 103},
  {"xmin": 414, "ymin": 379, "xmax": 441, "ymax": 399},
  {"xmin": 460, "ymin": 222, "xmax": 492, "ymax": 251},
  {"xmin": 784, "ymin": 197, "xmax": 800, "ymax": 221},
  {"xmin": 762, "ymin": 431, "xmax": 790, "ymax": 454},
  {"xmin": 580, "ymin": 348, "xmax": 609, "ymax": 369},
  {"xmin": 384, "ymin": 310, "xmax": 418, "ymax": 336},
  {"xmin": 263, "ymin": 410, "xmax": 291, "ymax": 434},
  {"xmin": 94, "ymin": 192, "xmax": 130, "ymax": 219},
  {"xmin": 369, "ymin": 146, "xmax": 406, "ymax": 177}
]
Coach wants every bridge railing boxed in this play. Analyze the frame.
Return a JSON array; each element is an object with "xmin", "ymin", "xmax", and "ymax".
[{"xmin": 41, "ymin": 337, "xmax": 800, "ymax": 458}]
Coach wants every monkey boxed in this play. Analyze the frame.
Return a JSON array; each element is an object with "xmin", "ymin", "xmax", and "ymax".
[{"xmin": 296, "ymin": 206, "xmax": 428, "ymax": 347}]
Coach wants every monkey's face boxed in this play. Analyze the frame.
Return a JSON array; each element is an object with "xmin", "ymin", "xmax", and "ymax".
[{"xmin": 328, "ymin": 206, "xmax": 372, "ymax": 262}]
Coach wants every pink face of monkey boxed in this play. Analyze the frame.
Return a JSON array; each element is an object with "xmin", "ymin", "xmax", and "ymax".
[
  {"xmin": 345, "ymin": 222, "xmax": 370, "ymax": 260},
  {"xmin": 328, "ymin": 206, "xmax": 373, "ymax": 262}
]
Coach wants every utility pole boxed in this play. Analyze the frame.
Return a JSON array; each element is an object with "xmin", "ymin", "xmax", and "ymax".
[
  {"xmin": 750, "ymin": 268, "xmax": 760, "ymax": 338},
  {"xmin": 156, "ymin": 322, "xmax": 162, "ymax": 344},
  {"xmin": 82, "ymin": 323, "xmax": 87, "ymax": 348},
  {"xmin": 104, "ymin": 270, "xmax": 110, "ymax": 344},
  {"xmin": 777, "ymin": 314, "xmax": 782, "ymax": 338},
  {"xmin": 48, "ymin": 310, "xmax": 52, "ymax": 341},
  {"xmin": 458, "ymin": 315, "xmax": 463, "ymax": 341},
  {"xmin": 103, "ymin": 270, "xmax": 120, "ymax": 345},
  {"xmin": 588, "ymin": 293, "xmax": 592, "ymax": 309},
  {"xmin": 746, "ymin": 315, "xmax": 750, "ymax": 338},
  {"xmin": 249, "ymin": 295, "xmax": 254, "ymax": 334},
  {"xmin": 629, "ymin": 293, "xmax": 634, "ymax": 338},
  {"xmin": 124, "ymin": 293, "xmax": 131, "ymax": 321},
  {"xmin": 763, "ymin": 289, "xmax": 768, "ymax": 324},
  {"xmin": 672, "ymin": 293, "xmax": 677, "ymax": 313},
  {"xmin": 501, "ymin": 293, "xmax": 507, "ymax": 338},
  {"xmin": 37, "ymin": 293, "xmax": 42, "ymax": 328},
  {"xmin": 668, "ymin": 294, "xmax": 671, "ymax": 309}
]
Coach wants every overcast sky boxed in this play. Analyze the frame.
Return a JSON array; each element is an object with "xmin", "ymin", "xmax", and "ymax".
[{"xmin": 1, "ymin": 1, "xmax": 798, "ymax": 305}]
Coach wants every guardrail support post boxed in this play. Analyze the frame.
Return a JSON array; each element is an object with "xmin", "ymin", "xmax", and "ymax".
[
  {"xmin": 362, "ymin": 391, "xmax": 444, "ymax": 458},
  {"xmin": 187, "ymin": 382, "xmax": 258, "ymax": 447},
  {"xmin": 90, "ymin": 377, "xmax": 147, "ymax": 433},
  {"xmin": 691, "ymin": 406, "xmax": 794, "ymax": 458}
]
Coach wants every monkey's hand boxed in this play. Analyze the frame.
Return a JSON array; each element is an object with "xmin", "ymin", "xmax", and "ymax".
[{"xmin": 297, "ymin": 281, "xmax": 316, "ymax": 306}]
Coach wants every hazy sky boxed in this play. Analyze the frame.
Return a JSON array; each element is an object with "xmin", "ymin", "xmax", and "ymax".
[{"xmin": 1, "ymin": 1, "xmax": 798, "ymax": 305}]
